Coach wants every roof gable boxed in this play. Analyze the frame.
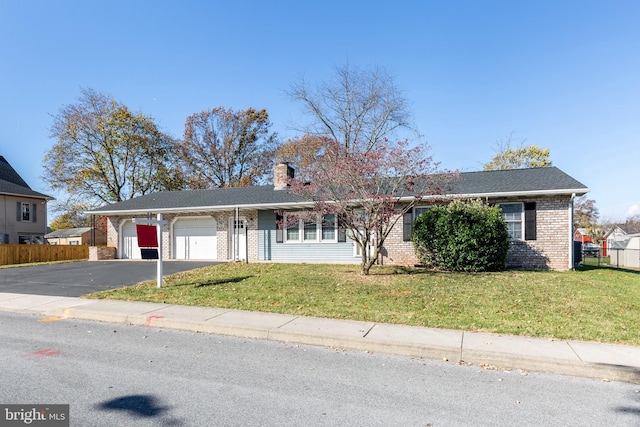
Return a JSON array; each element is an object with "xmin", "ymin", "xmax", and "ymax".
[
  {"xmin": 0, "ymin": 155, "xmax": 30, "ymax": 188},
  {"xmin": 0, "ymin": 156, "xmax": 51, "ymax": 199}
]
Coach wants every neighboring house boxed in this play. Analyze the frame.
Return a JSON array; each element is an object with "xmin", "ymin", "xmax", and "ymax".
[
  {"xmin": 45, "ymin": 227, "xmax": 107, "ymax": 246},
  {"xmin": 88, "ymin": 164, "xmax": 589, "ymax": 271},
  {"xmin": 0, "ymin": 155, "xmax": 52, "ymax": 244},
  {"xmin": 605, "ymin": 223, "xmax": 640, "ymax": 263},
  {"xmin": 605, "ymin": 223, "xmax": 640, "ymax": 244},
  {"xmin": 608, "ymin": 233, "xmax": 640, "ymax": 269},
  {"xmin": 573, "ymin": 228, "xmax": 593, "ymax": 244}
]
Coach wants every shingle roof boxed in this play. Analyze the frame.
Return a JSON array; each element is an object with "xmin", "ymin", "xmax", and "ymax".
[
  {"xmin": 0, "ymin": 156, "xmax": 51, "ymax": 199},
  {"xmin": 451, "ymin": 167, "xmax": 588, "ymax": 195},
  {"xmin": 615, "ymin": 223, "xmax": 640, "ymax": 235},
  {"xmin": 45, "ymin": 227, "xmax": 92, "ymax": 238},
  {"xmin": 89, "ymin": 166, "xmax": 589, "ymax": 215}
]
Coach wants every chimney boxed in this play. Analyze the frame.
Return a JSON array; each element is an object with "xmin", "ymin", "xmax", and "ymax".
[{"xmin": 274, "ymin": 162, "xmax": 294, "ymax": 190}]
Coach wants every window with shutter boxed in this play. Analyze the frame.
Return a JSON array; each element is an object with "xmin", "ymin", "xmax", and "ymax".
[
  {"xmin": 524, "ymin": 202, "xmax": 537, "ymax": 240},
  {"xmin": 498, "ymin": 203, "xmax": 523, "ymax": 240},
  {"xmin": 498, "ymin": 202, "xmax": 536, "ymax": 241},
  {"xmin": 337, "ymin": 216, "xmax": 347, "ymax": 243},
  {"xmin": 17, "ymin": 202, "xmax": 33, "ymax": 222},
  {"xmin": 402, "ymin": 212, "xmax": 413, "ymax": 242},
  {"xmin": 275, "ymin": 213, "xmax": 283, "ymax": 243}
]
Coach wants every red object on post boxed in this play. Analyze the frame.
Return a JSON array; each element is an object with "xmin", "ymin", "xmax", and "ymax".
[{"xmin": 136, "ymin": 224, "xmax": 158, "ymax": 248}]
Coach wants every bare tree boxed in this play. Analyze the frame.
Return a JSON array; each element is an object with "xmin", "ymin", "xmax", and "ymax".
[
  {"xmin": 287, "ymin": 64, "xmax": 412, "ymax": 153},
  {"xmin": 178, "ymin": 107, "xmax": 278, "ymax": 188}
]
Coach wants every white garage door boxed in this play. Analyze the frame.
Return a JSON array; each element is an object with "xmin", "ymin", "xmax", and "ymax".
[
  {"xmin": 173, "ymin": 217, "xmax": 217, "ymax": 260},
  {"xmin": 121, "ymin": 220, "xmax": 141, "ymax": 260}
]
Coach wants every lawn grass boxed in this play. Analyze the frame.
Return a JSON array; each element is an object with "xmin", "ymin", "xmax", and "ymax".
[
  {"xmin": 85, "ymin": 262, "xmax": 640, "ymax": 346},
  {"xmin": 0, "ymin": 260, "xmax": 80, "ymax": 269}
]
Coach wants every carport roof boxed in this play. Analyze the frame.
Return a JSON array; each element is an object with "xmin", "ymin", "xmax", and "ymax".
[{"xmin": 88, "ymin": 166, "xmax": 589, "ymax": 215}]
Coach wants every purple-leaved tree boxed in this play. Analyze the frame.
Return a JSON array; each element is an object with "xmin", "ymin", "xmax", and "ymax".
[{"xmin": 281, "ymin": 138, "xmax": 456, "ymax": 275}]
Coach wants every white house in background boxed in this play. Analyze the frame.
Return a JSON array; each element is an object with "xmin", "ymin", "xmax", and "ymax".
[{"xmin": 606, "ymin": 223, "xmax": 640, "ymax": 268}]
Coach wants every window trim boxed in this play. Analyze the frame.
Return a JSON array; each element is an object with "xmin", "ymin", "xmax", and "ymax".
[
  {"xmin": 413, "ymin": 206, "xmax": 430, "ymax": 220},
  {"xmin": 403, "ymin": 206, "xmax": 430, "ymax": 242},
  {"xmin": 283, "ymin": 213, "xmax": 338, "ymax": 244},
  {"xmin": 499, "ymin": 202, "xmax": 524, "ymax": 241}
]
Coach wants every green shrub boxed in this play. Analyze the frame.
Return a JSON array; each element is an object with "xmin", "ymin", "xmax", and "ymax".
[{"xmin": 412, "ymin": 199, "xmax": 509, "ymax": 272}]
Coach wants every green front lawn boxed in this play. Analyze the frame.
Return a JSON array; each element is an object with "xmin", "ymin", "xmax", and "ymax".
[{"xmin": 85, "ymin": 263, "xmax": 640, "ymax": 346}]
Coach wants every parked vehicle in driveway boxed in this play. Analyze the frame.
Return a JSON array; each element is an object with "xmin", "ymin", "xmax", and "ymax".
[{"xmin": 582, "ymin": 243, "xmax": 600, "ymax": 257}]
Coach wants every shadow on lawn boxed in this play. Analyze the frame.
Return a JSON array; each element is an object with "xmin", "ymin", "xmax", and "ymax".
[
  {"xmin": 194, "ymin": 276, "xmax": 254, "ymax": 288},
  {"xmin": 579, "ymin": 264, "xmax": 640, "ymax": 275}
]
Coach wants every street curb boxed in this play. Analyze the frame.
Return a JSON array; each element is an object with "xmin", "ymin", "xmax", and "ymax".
[{"xmin": 3, "ymin": 296, "xmax": 638, "ymax": 384}]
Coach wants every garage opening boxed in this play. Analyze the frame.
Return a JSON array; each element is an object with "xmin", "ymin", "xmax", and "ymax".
[
  {"xmin": 173, "ymin": 217, "xmax": 217, "ymax": 260},
  {"xmin": 121, "ymin": 220, "xmax": 141, "ymax": 259}
]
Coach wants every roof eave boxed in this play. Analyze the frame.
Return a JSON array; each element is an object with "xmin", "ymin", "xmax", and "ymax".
[
  {"xmin": 0, "ymin": 190, "xmax": 53, "ymax": 200},
  {"xmin": 398, "ymin": 188, "xmax": 590, "ymax": 202},
  {"xmin": 86, "ymin": 201, "xmax": 316, "ymax": 216}
]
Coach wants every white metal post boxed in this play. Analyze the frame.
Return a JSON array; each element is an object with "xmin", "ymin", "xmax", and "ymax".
[{"xmin": 157, "ymin": 213, "xmax": 163, "ymax": 288}]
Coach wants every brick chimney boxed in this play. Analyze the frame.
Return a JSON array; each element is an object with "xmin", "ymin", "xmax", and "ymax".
[{"xmin": 274, "ymin": 162, "xmax": 294, "ymax": 190}]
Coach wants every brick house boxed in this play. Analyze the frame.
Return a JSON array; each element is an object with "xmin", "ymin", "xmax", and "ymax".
[{"xmin": 88, "ymin": 165, "xmax": 588, "ymax": 270}]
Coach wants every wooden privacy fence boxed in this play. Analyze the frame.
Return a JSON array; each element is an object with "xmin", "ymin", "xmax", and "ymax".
[{"xmin": 0, "ymin": 244, "xmax": 89, "ymax": 266}]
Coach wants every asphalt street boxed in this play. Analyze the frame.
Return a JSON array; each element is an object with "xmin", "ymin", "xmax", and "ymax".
[
  {"xmin": 0, "ymin": 261, "xmax": 219, "ymax": 297},
  {"xmin": 2, "ymin": 311, "xmax": 639, "ymax": 426}
]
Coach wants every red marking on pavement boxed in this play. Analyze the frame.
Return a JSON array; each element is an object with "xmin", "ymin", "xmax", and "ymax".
[
  {"xmin": 146, "ymin": 315, "xmax": 164, "ymax": 326},
  {"xmin": 26, "ymin": 349, "xmax": 61, "ymax": 358}
]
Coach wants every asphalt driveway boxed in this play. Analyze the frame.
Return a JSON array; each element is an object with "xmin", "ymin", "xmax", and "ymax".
[{"xmin": 0, "ymin": 261, "xmax": 221, "ymax": 297}]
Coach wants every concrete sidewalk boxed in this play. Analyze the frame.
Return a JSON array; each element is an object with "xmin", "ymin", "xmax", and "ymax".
[{"xmin": 1, "ymin": 292, "xmax": 639, "ymax": 384}]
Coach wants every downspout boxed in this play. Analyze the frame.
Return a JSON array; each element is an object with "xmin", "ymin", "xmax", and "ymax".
[
  {"xmin": 3, "ymin": 195, "xmax": 6, "ymax": 237},
  {"xmin": 235, "ymin": 207, "xmax": 240, "ymax": 261},
  {"xmin": 570, "ymin": 193, "xmax": 576, "ymax": 270},
  {"xmin": 90, "ymin": 215, "xmax": 95, "ymax": 246}
]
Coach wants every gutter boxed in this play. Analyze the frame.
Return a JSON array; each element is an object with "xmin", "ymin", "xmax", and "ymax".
[
  {"xmin": 398, "ymin": 188, "xmax": 591, "ymax": 202},
  {"xmin": 86, "ymin": 201, "xmax": 317, "ymax": 216}
]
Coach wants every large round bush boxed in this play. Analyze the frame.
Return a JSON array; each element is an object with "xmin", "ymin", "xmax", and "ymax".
[{"xmin": 412, "ymin": 199, "xmax": 509, "ymax": 272}]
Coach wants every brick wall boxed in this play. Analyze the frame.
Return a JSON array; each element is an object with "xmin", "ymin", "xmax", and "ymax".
[
  {"xmin": 500, "ymin": 196, "xmax": 572, "ymax": 270},
  {"xmin": 89, "ymin": 246, "xmax": 117, "ymax": 260},
  {"xmin": 103, "ymin": 196, "xmax": 573, "ymax": 270},
  {"xmin": 106, "ymin": 210, "xmax": 259, "ymax": 261},
  {"xmin": 381, "ymin": 196, "xmax": 573, "ymax": 271}
]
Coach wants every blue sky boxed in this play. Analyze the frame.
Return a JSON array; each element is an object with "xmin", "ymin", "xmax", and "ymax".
[{"xmin": 1, "ymin": 0, "xmax": 639, "ymax": 222}]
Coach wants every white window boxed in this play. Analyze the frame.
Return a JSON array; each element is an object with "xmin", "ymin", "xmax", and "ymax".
[
  {"xmin": 499, "ymin": 203, "xmax": 523, "ymax": 240},
  {"xmin": 286, "ymin": 215, "xmax": 300, "ymax": 241},
  {"xmin": 414, "ymin": 206, "xmax": 430, "ymax": 219},
  {"xmin": 285, "ymin": 214, "xmax": 337, "ymax": 243},
  {"xmin": 303, "ymin": 220, "xmax": 317, "ymax": 241},
  {"xmin": 21, "ymin": 203, "xmax": 31, "ymax": 222},
  {"xmin": 322, "ymin": 214, "xmax": 336, "ymax": 240}
]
